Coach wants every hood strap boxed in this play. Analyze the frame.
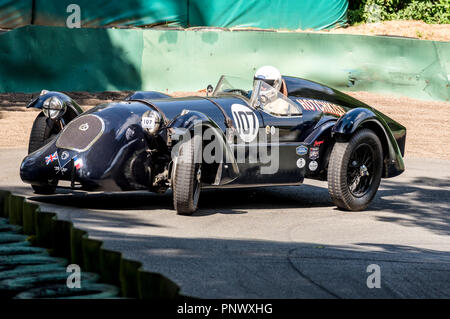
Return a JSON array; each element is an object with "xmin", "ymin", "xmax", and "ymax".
[{"xmin": 200, "ymin": 97, "xmax": 234, "ymax": 129}]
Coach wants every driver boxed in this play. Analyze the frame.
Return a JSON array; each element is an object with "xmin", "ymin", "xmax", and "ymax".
[{"xmin": 253, "ymin": 66, "xmax": 290, "ymax": 115}]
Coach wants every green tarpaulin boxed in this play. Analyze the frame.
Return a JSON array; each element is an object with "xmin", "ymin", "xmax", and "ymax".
[
  {"xmin": 188, "ymin": 0, "xmax": 348, "ymax": 30},
  {"xmin": 0, "ymin": 26, "xmax": 448, "ymax": 101},
  {"xmin": 34, "ymin": 0, "xmax": 187, "ymax": 28},
  {"xmin": 0, "ymin": 0, "xmax": 32, "ymax": 28},
  {"xmin": 0, "ymin": 0, "xmax": 348, "ymax": 30}
]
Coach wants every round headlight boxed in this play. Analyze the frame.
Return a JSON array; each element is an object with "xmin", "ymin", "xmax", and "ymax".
[
  {"xmin": 43, "ymin": 96, "xmax": 65, "ymax": 119},
  {"xmin": 141, "ymin": 110, "xmax": 161, "ymax": 135}
]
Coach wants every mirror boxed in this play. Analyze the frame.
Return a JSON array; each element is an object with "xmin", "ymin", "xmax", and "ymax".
[{"xmin": 206, "ymin": 85, "xmax": 214, "ymax": 96}]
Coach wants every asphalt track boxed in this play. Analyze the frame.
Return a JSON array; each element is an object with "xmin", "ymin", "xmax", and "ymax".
[{"xmin": 0, "ymin": 148, "xmax": 449, "ymax": 298}]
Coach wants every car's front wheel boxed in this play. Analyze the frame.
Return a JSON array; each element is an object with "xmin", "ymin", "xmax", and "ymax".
[
  {"xmin": 172, "ymin": 134, "xmax": 202, "ymax": 215},
  {"xmin": 28, "ymin": 113, "xmax": 60, "ymax": 153},
  {"xmin": 327, "ymin": 128, "xmax": 383, "ymax": 211}
]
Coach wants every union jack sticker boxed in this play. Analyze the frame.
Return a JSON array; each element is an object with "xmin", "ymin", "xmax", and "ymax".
[{"xmin": 45, "ymin": 152, "xmax": 58, "ymax": 165}]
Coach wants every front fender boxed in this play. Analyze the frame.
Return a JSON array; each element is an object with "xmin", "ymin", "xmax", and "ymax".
[
  {"xmin": 27, "ymin": 91, "xmax": 83, "ymax": 123},
  {"xmin": 169, "ymin": 110, "xmax": 239, "ymax": 185}
]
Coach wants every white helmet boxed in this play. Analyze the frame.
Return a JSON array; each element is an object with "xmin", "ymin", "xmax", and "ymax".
[{"xmin": 254, "ymin": 66, "xmax": 282, "ymax": 91}]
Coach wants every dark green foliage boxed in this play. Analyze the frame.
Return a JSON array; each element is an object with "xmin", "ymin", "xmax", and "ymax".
[{"xmin": 347, "ymin": 0, "xmax": 450, "ymax": 24}]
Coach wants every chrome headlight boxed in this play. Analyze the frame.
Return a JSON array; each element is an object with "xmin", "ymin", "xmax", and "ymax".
[
  {"xmin": 43, "ymin": 96, "xmax": 66, "ymax": 119},
  {"xmin": 141, "ymin": 110, "xmax": 161, "ymax": 135}
]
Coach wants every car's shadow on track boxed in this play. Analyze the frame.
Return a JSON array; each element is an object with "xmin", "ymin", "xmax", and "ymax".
[
  {"xmin": 14, "ymin": 174, "xmax": 450, "ymax": 235},
  {"xmin": 371, "ymin": 176, "xmax": 450, "ymax": 236},
  {"xmin": 25, "ymin": 183, "xmax": 334, "ymax": 215}
]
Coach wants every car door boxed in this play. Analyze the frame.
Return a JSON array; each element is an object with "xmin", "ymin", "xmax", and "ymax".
[
  {"xmin": 212, "ymin": 94, "xmax": 305, "ymax": 186},
  {"xmin": 254, "ymin": 91, "xmax": 305, "ymax": 185}
]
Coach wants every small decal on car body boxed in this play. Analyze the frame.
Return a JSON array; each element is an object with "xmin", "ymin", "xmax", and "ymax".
[
  {"xmin": 296, "ymin": 98, "xmax": 345, "ymax": 117},
  {"xmin": 314, "ymin": 140, "xmax": 324, "ymax": 147},
  {"xmin": 141, "ymin": 116, "xmax": 156, "ymax": 130},
  {"xmin": 296, "ymin": 145, "xmax": 308, "ymax": 156},
  {"xmin": 309, "ymin": 161, "xmax": 319, "ymax": 171},
  {"xmin": 309, "ymin": 147, "xmax": 320, "ymax": 160},
  {"xmin": 74, "ymin": 156, "xmax": 83, "ymax": 170},
  {"xmin": 296, "ymin": 158, "xmax": 306, "ymax": 169},
  {"xmin": 61, "ymin": 151, "xmax": 69, "ymax": 160},
  {"xmin": 45, "ymin": 152, "xmax": 58, "ymax": 165}
]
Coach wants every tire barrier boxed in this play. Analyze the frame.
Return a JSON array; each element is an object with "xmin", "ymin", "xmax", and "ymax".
[
  {"xmin": 0, "ymin": 190, "xmax": 181, "ymax": 299},
  {"xmin": 0, "ymin": 26, "xmax": 448, "ymax": 101},
  {"xmin": 0, "ymin": 216, "xmax": 120, "ymax": 299}
]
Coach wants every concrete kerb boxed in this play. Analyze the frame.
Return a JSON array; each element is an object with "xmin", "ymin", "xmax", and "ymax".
[
  {"xmin": 0, "ymin": 190, "xmax": 181, "ymax": 299},
  {"xmin": 0, "ymin": 190, "xmax": 10, "ymax": 218}
]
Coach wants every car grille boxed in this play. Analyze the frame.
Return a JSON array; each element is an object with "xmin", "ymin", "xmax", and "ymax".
[{"xmin": 56, "ymin": 114, "xmax": 105, "ymax": 152}]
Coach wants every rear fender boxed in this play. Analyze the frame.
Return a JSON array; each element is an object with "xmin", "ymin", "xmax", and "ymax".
[{"xmin": 332, "ymin": 108, "xmax": 405, "ymax": 178}]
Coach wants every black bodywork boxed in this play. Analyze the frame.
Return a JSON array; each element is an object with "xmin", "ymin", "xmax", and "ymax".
[{"xmin": 20, "ymin": 76, "xmax": 406, "ymax": 194}]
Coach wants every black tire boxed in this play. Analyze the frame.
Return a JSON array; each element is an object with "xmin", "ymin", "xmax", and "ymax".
[
  {"xmin": 28, "ymin": 113, "xmax": 59, "ymax": 195},
  {"xmin": 172, "ymin": 135, "xmax": 202, "ymax": 215},
  {"xmin": 327, "ymin": 129, "xmax": 383, "ymax": 211},
  {"xmin": 28, "ymin": 113, "xmax": 58, "ymax": 154}
]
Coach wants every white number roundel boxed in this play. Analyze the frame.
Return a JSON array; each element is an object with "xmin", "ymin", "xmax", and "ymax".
[{"xmin": 231, "ymin": 104, "xmax": 259, "ymax": 143}]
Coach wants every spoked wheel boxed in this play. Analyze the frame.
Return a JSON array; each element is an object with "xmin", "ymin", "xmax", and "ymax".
[
  {"xmin": 29, "ymin": 113, "xmax": 60, "ymax": 195},
  {"xmin": 172, "ymin": 134, "xmax": 202, "ymax": 215},
  {"xmin": 328, "ymin": 129, "xmax": 383, "ymax": 211}
]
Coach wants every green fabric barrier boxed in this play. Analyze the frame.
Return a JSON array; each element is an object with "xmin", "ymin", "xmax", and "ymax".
[
  {"xmin": 188, "ymin": 0, "xmax": 348, "ymax": 30},
  {"xmin": 30, "ymin": 0, "xmax": 346, "ymax": 30},
  {"xmin": 0, "ymin": 26, "xmax": 143, "ymax": 92},
  {"xmin": 34, "ymin": 0, "xmax": 187, "ymax": 28},
  {"xmin": 0, "ymin": 0, "xmax": 348, "ymax": 30},
  {"xmin": 0, "ymin": 0, "xmax": 32, "ymax": 29},
  {"xmin": 0, "ymin": 26, "xmax": 448, "ymax": 101},
  {"xmin": 141, "ymin": 30, "xmax": 449, "ymax": 101}
]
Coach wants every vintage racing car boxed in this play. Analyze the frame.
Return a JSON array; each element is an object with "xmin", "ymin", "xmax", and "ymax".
[{"xmin": 20, "ymin": 75, "xmax": 406, "ymax": 215}]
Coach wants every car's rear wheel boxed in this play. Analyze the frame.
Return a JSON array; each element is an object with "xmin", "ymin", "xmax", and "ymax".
[
  {"xmin": 172, "ymin": 134, "xmax": 202, "ymax": 215},
  {"xmin": 29, "ymin": 113, "xmax": 59, "ymax": 194},
  {"xmin": 327, "ymin": 128, "xmax": 383, "ymax": 211}
]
